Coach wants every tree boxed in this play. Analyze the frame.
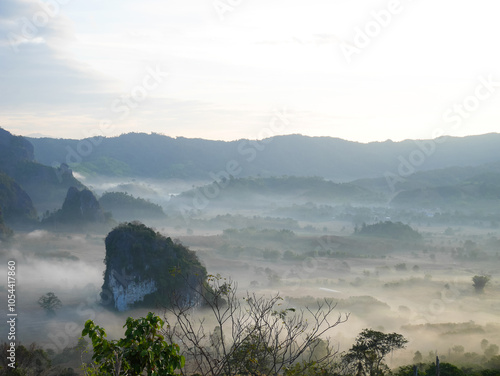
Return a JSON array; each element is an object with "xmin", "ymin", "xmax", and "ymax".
[
  {"xmin": 162, "ymin": 274, "xmax": 348, "ymax": 376},
  {"xmin": 0, "ymin": 342, "xmax": 51, "ymax": 374},
  {"xmin": 413, "ymin": 350, "xmax": 423, "ymax": 363},
  {"xmin": 342, "ymin": 328, "xmax": 408, "ymax": 376},
  {"xmin": 81, "ymin": 312, "xmax": 185, "ymax": 376},
  {"xmin": 396, "ymin": 362, "xmax": 466, "ymax": 376},
  {"xmin": 38, "ymin": 292, "xmax": 62, "ymax": 316},
  {"xmin": 482, "ymin": 339, "xmax": 490, "ymax": 350},
  {"xmin": 472, "ymin": 275, "xmax": 490, "ymax": 294},
  {"xmin": 486, "ymin": 355, "xmax": 500, "ymax": 370},
  {"xmin": 395, "ymin": 364, "xmax": 425, "ymax": 376},
  {"xmin": 424, "ymin": 362, "xmax": 465, "ymax": 376},
  {"xmin": 485, "ymin": 344, "xmax": 500, "ymax": 358}
]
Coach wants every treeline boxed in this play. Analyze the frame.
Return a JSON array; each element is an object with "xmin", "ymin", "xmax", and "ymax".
[
  {"xmin": 354, "ymin": 221, "xmax": 423, "ymax": 241},
  {"xmin": 3, "ymin": 276, "xmax": 499, "ymax": 376},
  {"xmin": 3, "ymin": 334, "xmax": 500, "ymax": 375}
]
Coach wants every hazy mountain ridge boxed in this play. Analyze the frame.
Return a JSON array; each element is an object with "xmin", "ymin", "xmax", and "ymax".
[
  {"xmin": 28, "ymin": 132, "xmax": 500, "ymax": 182},
  {"xmin": 0, "ymin": 128, "xmax": 85, "ymax": 215},
  {"xmin": 98, "ymin": 191, "xmax": 166, "ymax": 222},
  {"xmin": 0, "ymin": 127, "xmax": 34, "ymax": 165},
  {"xmin": 42, "ymin": 187, "xmax": 112, "ymax": 229},
  {"xmin": 168, "ymin": 176, "xmax": 383, "ymax": 212},
  {"xmin": 391, "ymin": 173, "xmax": 500, "ymax": 210},
  {"xmin": 350, "ymin": 161, "xmax": 500, "ymax": 210},
  {"xmin": 354, "ymin": 161, "xmax": 500, "ymax": 194},
  {"xmin": 2, "ymin": 127, "xmax": 499, "ymax": 227}
]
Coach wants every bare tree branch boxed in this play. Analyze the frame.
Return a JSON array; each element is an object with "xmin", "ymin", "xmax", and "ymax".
[{"xmin": 162, "ymin": 274, "xmax": 349, "ymax": 376}]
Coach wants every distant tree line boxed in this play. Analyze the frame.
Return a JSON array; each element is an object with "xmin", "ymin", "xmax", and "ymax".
[{"xmin": 354, "ymin": 221, "xmax": 423, "ymax": 241}]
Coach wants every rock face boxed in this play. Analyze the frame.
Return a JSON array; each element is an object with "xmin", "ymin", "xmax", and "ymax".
[
  {"xmin": 61, "ymin": 187, "xmax": 105, "ymax": 222},
  {"xmin": 0, "ymin": 127, "xmax": 85, "ymax": 214},
  {"xmin": 0, "ymin": 206, "xmax": 13, "ymax": 241},
  {"xmin": 108, "ymin": 275, "xmax": 158, "ymax": 312},
  {"xmin": 101, "ymin": 222, "xmax": 207, "ymax": 311},
  {"xmin": 43, "ymin": 187, "xmax": 108, "ymax": 226},
  {"xmin": 0, "ymin": 172, "xmax": 37, "ymax": 224}
]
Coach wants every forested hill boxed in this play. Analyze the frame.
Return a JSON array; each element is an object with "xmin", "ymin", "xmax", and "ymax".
[
  {"xmin": 0, "ymin": 128, "xmax": 84, "ymax": 214},
  {"xmin": 28, "ymin": 132, "xmax": 500, "ymax": 182}
]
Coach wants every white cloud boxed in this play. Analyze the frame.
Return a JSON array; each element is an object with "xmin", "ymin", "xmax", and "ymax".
[{"xmin": 1, "ymin": 0, "xmax": 500, "ymax": 141}]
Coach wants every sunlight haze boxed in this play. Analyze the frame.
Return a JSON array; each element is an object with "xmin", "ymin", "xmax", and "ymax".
[{"xmin": 1, "ymin": 0, "xmax": 500, "ymax": 142}]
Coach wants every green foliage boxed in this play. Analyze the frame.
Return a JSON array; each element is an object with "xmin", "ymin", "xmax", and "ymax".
[
  {"xmin": 485, "ymin": 345, "xmax": 500, "ymax": 359},
  {"xmin": 394, "ymin": 364, "xmax": 427, "ymax": 376},
  {"xmin": 99, "ymin": 192, "xmax": 165, "ymax": 220},
  {"xmin": 354, "ymin": 221, "xmax": 422, "ymax": 241},
  {"xmin": 228, "ymin": 329, "xmax": 274, "ymax": 375},
  {"xmin": 0, "ymin": 342, "xmax": 51, "ymax": 375},
  {"xmin": 81, "ymin": 312, "xmax": 185, "ymax": 376},
  {"xmin": 284, "ymin": 360, "xmax": 340, "ymax": 376},
  {"xmin": 103, "ymin": 222, "xmax": 207, "ymax": 309},
  {"xmin": 424, "ymin": 362, "xmax": 465, "ymax": 376},
  {"xmin": 52, "ymin": 338, "xmax": 89, "ymax": 366},
  {"xmin": 0, "ymin": 128, "xmax": 85, "ymax": 214},
  {"xmin": 480, "ymin": 370, "xmax": 500, "ymax": 376},
  {"xmin": 486, "ymin": 355, "xmax": 500, "ymax": 370},
  {"xmin": 27, "ymin": 132, "xmax": 500, "ymax": 186},
  {"xmin": 342, "ymin": 328, "xmax": 408, "ymax": 376},
  {"xmin": 38, "ymin": 292, "xmax": 62, "ymax": 316}
]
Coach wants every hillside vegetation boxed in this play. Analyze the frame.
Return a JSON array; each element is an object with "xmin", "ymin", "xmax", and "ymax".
[
  {"xmin": 102, "ymin": 222, "xmax": 208, "ymax": 309},
  {"xmin": 355, "ymin": 221, "xmax": 423, "ymax": 241},
  {"xmin": 0, "ymin": 172, "xmax": 37, "ymax": 223},
  {"xmin": 28, "ymin": 132, "xmax": 500, "ymax": 181},
  {"xmin": 0, "ymin": 127, "xmax": 85, "ymax": 214},
  {"xmin": 99, "ymin": 191, "xmax": 165, "ymax": 221},
  {"xmin": 169, "ymin": 175, "xmax": 383, "ymax": 210}
]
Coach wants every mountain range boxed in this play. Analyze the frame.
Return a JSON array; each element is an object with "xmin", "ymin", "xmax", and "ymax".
[
  {"xmin": 28, "ymin": 132, "xmax": 500, "ymax": 182},
  {"xmin": 1, "ymin": 128, "xmax": 500, "ymax": 227},
  {"xmin": 0, "ymin": 128, "xmax": 84, "ymax": 223}
]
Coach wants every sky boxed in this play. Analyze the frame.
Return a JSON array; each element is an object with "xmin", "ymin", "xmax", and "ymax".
[{"xmin": 1, "ymin": 0, "xmax": 500, "ymax": 143}]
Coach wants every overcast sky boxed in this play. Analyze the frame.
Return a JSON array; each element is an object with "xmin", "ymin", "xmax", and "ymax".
[{"xmin": 1, "ymin": 0, "xmax": 499, "ymax": 142}]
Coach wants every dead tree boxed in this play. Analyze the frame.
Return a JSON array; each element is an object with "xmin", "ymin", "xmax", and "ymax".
[{"xmin": 162, "ymin": 274, "xmax": 348, "ymax": 376}]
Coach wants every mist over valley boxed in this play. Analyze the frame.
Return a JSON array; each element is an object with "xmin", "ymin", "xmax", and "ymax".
[{"xmin": 1, "ymin": 128, "xmax": 500, "ymax": 374}]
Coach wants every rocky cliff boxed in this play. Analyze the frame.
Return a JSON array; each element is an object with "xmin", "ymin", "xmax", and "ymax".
[
  {"xmin": 101, "ymin": 222, "xmax": 207, "ymax": 311},
  {"xmin": 0, "ymin": 127, "xmax": 85, "ymax": 213},
  {"xmin": 61, "ymin": 187, "xmax": 106, "ymax": 222},
  {"xmin": 0, "ymin": 207, "xmax": 13, "ymax": 241},
  {"xmin": 0, "ymin": 172, "xmax": 37, "ymax": 224},
  {"xmin": 42, "ymin": 187, "xmax": 110, "ymax": 227}
]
